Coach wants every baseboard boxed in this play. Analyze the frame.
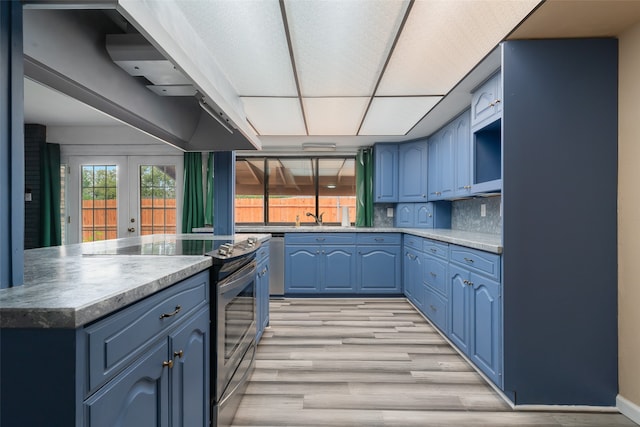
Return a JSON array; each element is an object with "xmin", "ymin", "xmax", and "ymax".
[
  {"xmin": 617, "ymin": 395, "xmax": 640, "ymax": 425},
  {"xmin": 513, "ymin": 404, "xmax": 618, "ymax": 413}
]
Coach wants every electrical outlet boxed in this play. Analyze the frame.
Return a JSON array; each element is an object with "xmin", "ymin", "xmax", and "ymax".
[
  {"xmin": 387, "ymin": 207, "xmax": 394, "ymax": 217},
  {"xmin": 481, "ymin": 204, "xmax": 486, "ymax": 217}
]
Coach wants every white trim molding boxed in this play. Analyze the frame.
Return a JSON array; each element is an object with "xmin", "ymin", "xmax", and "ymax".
[{"xmin": 617, "ymin": 395, "xmax": 640, "ymax": 425}]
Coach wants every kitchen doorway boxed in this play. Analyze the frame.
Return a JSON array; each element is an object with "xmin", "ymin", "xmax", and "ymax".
[{"xmin": 66, "ymin": 155, "xmax": 183, "ymax": 243}]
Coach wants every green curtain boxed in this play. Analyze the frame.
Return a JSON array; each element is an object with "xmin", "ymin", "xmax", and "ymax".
[
  {"xmin": 40, "ymin": 142, "xmax": 62, "ymax": 246},
  {"xmin": 182, "ymin": 152, "xmax": 205, "ymax": 233},
  {"xmin": 355, "ymin": 147, "xmax": 373, "ymax": 227},
  {"xmin": 204, "ymin": 152, "xmax": 214, "ymax": 226}
]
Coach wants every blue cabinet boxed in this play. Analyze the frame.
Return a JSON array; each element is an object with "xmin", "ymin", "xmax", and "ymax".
[
  {"xmin": 0, "ymin": 271, "xmax": 210, "ymax": 427},
  {"xmin": 256, "ymin": 242, "xmax": 270, "ymax": 341},
  {"xmin": 448, "ymin": 246, "xmax": 502, "ymax": 387},
  {"xmin": 398, "ymin": 140, "xmax": 429, "ymax": 202},
  {"xmin": 357, "ymin": 233, "xmax": 402, "ymax": 294},
  {"xmin": 471, "ymin": 72, "xmax": 502, "ymax": 129},
  {"xmin": 284, "ymin": 233, "xmax": 356, "ymax": 294},
  {"xmin": 453, "ymin": 110, "xmax": 472, "ymax": 198},
  {"xmin": 395, "ymin": 202, "xmax": 451, "ymax": 229},
  {"xmin": 403, "ymin": 245, "xmax": 425, "ymax": 311},
  {"xmin": 428, "ymin": 127, "xmax": 454, "ymax": 201},
  {"xmin": 373, "ymin": 143, "xmax": 398, "ymax": 203}
]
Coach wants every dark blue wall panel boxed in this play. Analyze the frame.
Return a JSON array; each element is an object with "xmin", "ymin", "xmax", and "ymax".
[
  {"xmin": 1, "ymin": 0, "xmax": 24, "ymax": 288},
  {"xmin": 502, "ymin": 39, "xmax": 618, "ymax": 405}
]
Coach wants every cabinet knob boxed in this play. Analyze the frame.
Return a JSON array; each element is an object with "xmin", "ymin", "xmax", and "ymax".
[
  {"xmin": 463, "ymin": 279, "xmax": 469, "ymax": 284},
  {"xmin": 430, "ymin": 272, "xmax": 437, "ymax": 277},
  {"xmin": 422, "ymin": 194, "xmax": 426, "ymax": 198},
  {"xmin": 162, "ymin": 360, "xmax": 174, "ymax": 369},
  {"xmin": 430, "ymin": 305, "xmax": 437, "ymax": 312},
  {"xmin": 464, "ymin": 185, "xmax": 472, "ymax": 190},
  {"xmin": 127, "ymin": 227, "xmax": 135, "ymax": 232},
  {"xmin": 174, "ymin": 350, "xmax": 184, "ymax": 359}
]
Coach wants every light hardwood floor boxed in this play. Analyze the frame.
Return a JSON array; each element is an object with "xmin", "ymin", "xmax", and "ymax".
[{"xmin": 232, "ymin": 298, "xmax": 636, "ymax": 427}]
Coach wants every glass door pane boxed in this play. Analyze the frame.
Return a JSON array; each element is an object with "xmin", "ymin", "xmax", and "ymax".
[
  {"xmin": 139, "ymin": 165, "xmax": 177, "ymax": 235},
  {"xmin": 81, "ymin": 165, "xmax": 117, "ymax": 242}
]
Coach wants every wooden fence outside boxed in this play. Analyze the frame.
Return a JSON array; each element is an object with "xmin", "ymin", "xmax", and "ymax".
[{"xmin": 235, "ymin": 196, "xmax": 356, "ymax": 224}]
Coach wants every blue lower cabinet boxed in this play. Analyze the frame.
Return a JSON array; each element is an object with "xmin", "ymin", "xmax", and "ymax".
[
  {"xmin": 448, "ymin": 262, "xmax": 502, "ymax": 387},
  {"xmin": 357, "ymin": 245, "xmax": 402, "ymax": 293},
  {"xmin": 403, "ymin": 246, "xmax": 425, "ymax": 311},
  {"xmin": 449, "ymin": 264, "xmax": 470, "ymax": 355},
  {"xmin": 469, "ymin": 272, "xmax": 502, "ymax": 386},
  {"xmin": 424, "ymin": 286, "xmax": 448, "ymax": 333},
  {"xmin": 85, "ymin": 305, "xmax": 209, "ymax": 427},
  {"xmin": 285, "ymin": 245, "xmax": 321, "ymax": 292},
  {"xmin": 322, "ymin": 246, "xmax": 357, "ymax": 292},
  {"xmin": 285, "ymin": 244, "xmax": 356, "ymax": 294},
  {"xmin": 84, "ymin": 340, "xmax": 170, "ymax": 427}
]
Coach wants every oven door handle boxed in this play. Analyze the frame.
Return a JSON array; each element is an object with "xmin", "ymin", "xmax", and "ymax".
[{"xmin": 217, "ymin": 261, "xmax": 257, "ymax": 294}]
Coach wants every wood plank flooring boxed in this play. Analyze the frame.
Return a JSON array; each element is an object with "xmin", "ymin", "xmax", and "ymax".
[{"xmin": 231, "ymin": 299, "xmax": 636, "ymax": 427}]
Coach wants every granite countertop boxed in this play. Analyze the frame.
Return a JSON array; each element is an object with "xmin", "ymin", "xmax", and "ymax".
[
  {"xmin": 235, "ymin": 226, "xmax": 502, "ymax": 254},
  {"xmin": 0, "ymin": 233, "xmax": 271, "ymax": 329}
]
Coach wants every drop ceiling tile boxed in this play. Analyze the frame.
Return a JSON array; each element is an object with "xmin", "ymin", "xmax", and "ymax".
[
  {"xmin": 285, "ymin": 0, "xmax": 409, "ymax": 97},
  {"xmin": 359, "ymin": 97, "xmax": 442, "ymax": 136},
  {"xmin": 242, "ymin": 97, "xmax": 306, "ymax": 135},
  {"xmin": 303, "ymin": 97, "xmax": 369, "ymax": 136},
  {"xmin": 377, "ymin": 0, "xmax": 541, "ymax": 96},
  {"xmin": 175, "ymin": 0, "xmax": 297, "ymax": 96}
]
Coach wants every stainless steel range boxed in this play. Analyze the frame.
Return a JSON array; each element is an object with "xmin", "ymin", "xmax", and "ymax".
[{"xmin": 207, "ymin": 237, "xmax": 259, "ymax": 427}]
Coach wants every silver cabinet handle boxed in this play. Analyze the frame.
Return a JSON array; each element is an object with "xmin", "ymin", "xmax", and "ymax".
[
  {"xmin": 463, "ymin": 257, "xmax": 474, "ymax": 263},
  {"xmin": 159, "ymin": 305, "xmax": 182, "ymax": 319},
  {"xmin": 430, "ymin": 272, "xmax": 437, "ymax": 277},
  {"xmin": 316, "ymin": 237, "xmax": 325, "ymax": 242}
]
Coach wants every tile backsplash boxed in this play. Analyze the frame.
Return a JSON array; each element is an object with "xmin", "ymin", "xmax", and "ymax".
[
  {"xmin": 373, "ymin": 204, "xmax": 394, "ymax": 228},
  {"xmin": 451, "ymin": 196, "xmax": 502, "ymax": 234}
]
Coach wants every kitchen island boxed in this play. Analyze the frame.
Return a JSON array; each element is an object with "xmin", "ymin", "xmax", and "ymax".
[{"xmin": 0, "ymin": 233, "xmax": 270, "ymax": 427}]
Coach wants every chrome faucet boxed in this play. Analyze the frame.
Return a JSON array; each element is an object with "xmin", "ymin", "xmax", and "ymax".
[{"xmin": 306, "ymin": 212, "xmax": 324, "ymax": 225}]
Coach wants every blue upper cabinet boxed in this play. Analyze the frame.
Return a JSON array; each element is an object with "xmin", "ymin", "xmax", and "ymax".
[
  {"xmin": 395, "ymin": 203, "xmax": 414, "ymax": 228},
  {"xmin": 373, "ymin": 143, "xmax": 398, "ymax": 203},
  {"xmin": 398, "ymin": 140, "xmax": 428, "ymax": 202},
  {"xmin": 453, "ymin": 110, "xmax": 472, "ymax": 198},
  {"xmin": 428, "ymin": 126, "xmax": 454, "ymax": 201},
  {"xmin": 471, "ymin": 71, "xmax": 502, "ymax": 129}
]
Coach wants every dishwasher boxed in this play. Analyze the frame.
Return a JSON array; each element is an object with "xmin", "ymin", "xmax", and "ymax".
[{"xmin": 269, "ymin": 233, "xmax": 285, "ymax": 298}]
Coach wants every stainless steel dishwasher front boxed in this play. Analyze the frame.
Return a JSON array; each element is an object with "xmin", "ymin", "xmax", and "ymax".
[{"xmin": 269, "ymin": 234, "xmax": 285, "ymax": 297}]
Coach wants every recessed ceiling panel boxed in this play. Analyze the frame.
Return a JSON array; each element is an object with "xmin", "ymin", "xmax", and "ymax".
[
  {"xmin": 359, "ymin": 97, "xmax": 442, "ymax": 135},
  {"xmin": 242, "ymin": 97, "xmax": 306, "ymax": 135},
  {"xmin": 285, "ymin": 0, "xmax": 410, "ymax": 97},
  {"xmin": 377, "ymin": 0, "xmax": 541, "ymax": 96},
  {"xmin": 303, "ymin": 97, "xmax": 369, "ymax": 136},
  {"xmin": 174, "ymin": 0, "xmax": 297, "ymax": 96}
]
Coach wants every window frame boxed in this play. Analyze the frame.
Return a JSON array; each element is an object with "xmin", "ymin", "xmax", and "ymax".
[{"xmin": 236, "ymin": 155, "xmax": 356, "ymax": 226}]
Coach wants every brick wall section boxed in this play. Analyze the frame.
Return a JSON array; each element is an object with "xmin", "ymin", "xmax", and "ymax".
[{"xmin": 24, "ymin": 124, "xmax": 46, "ymax": 249}]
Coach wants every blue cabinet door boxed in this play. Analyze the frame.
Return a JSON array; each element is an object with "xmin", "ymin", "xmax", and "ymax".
[
  {"xmin": 374, "ymin": 143, "xmax": 398, "ymax": 202},
  {"xmin": 438, "ymin": 127, "xmax": 455, "ymax": 199},
  {"xmin": 471, "ymin": 72, "xmax": 502, "ymax": 129},
  {"xmin": 449, "ymin": 264, "xmax": 470, "ymax": 355},
  {"xmin": 170, "ymin": 307, "xmax": 209, "ymax": 427},
  {"xmin": 415, "ymin": 203, "xmax": 433, "ymax": 228},
  {"xmin": 403, "ymin": 246, "xmax": 425, "ymax": 310},
  {"xmin": 322, "ymin": 246, "xmax": 356, "ymax": 292},
  {"xmin": 428, "ymin": 134, "xmax": 440, "ymax": 200},
  {"xmin": 395, "ymin": 203, "xmax": 414, "ymax": 227},
  {"xmin": 454, "ymin": 110, "xmax": 472, "ymax": 197},
  {"xmin": 285, "ymin": 245, "xmax": 320, "ymax": 293},
  {"xmin": 398, "ymin": 140, "xmax": 428, "ymax": 202},
  {"xmin": 469, "ymin": 272, "xmax": 502, "ymax": 386},
  {"xmin": 358, "ymin": 246, "xmax": 402, "ymax": 293},
  {"xmin": 84, "ymin": 340, "xmax": 170, "ymax": 427}
]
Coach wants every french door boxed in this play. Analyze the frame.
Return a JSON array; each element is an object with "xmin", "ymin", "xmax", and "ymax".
[{"xmin": 67, "ymin": 156, "xmax": 183, "ymax": 244}]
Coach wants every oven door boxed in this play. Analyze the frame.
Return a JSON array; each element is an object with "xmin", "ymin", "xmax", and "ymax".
[{"xmin": 215, "ymin": 259, "xmax": 257, "ymax": 402}]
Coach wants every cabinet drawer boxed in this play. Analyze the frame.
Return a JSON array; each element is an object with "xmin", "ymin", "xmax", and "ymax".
[
  {"xmin": 424, "ymin": 256, "xmax": 448, "ymax": 296},
  {"xmin": 403, "ymin": 234, "xmax": 423, "ymax": 250},
  {"xmin": 356, "ymin": 233, "xmax": 401, "ymax": 245},
  {"xmin": 450, "ymin": 245, "xmax": 500, "ymax": 280},
  {"xmin": 423, "ymin": 239, "xmax": 448, "ymax": 259},
  {"xmin": 85, "ymin": 271, "xmax": 209, "ymax": 394},
  {"xmin": 424, "ymin": 286, "xmax": 448, "ymax": 333},
  {"xmin": 285, "ymin": 233, "xmax": 356, "ymax": 245}
]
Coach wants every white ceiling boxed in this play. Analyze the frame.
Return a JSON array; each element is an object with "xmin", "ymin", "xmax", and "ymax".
[{"xmin": 22, "ymin": 0, "xmax": 640, "ymax": 153}]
